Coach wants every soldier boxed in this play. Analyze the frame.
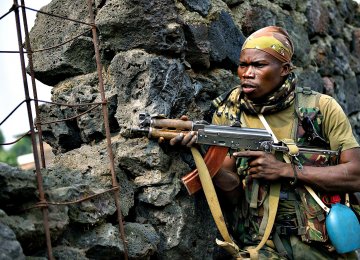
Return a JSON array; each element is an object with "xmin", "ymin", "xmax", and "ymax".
[{"xmin": 172, "ymin": 26, "xmax": 360, "ymax": 259}]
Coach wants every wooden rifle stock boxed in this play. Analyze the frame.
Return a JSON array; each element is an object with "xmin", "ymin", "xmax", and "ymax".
[{"xmin": 181, "ymin": 146, "xmax": 228, "ymax": 195}]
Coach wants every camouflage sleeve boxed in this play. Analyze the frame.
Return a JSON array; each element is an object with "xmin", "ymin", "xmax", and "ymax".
[{"xmin": 319, "ymin": 95, "xmax": 359, "ymax": 151}]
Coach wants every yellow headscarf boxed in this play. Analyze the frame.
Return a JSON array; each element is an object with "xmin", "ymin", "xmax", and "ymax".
[{"xmin": 241, "ymin": 26, "xmax": 294, "ymax": 63}]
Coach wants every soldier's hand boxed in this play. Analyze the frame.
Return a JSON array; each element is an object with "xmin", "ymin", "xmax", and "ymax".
[
  {"xmin": 232, "ymin": 150, "xmax": 289, "ymax": 181},
  {"xmin": 168, "ymin": 115, "xmax": 197, "ymax": 147}
]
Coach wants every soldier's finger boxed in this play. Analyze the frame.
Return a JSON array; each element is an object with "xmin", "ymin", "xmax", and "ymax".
[
  {"xmin": 158, "ymin": 137, "xmax": 165, "ymax": 144},
  {"xmin": 181, "ymin": 131, "xmax": 195, "ymax": 146},
  {"xmin": 170, "ymin": 133, "xmax": 184, "ymax": 146},
  {"xmin": 186, "ymin": 134, "xmax": 198, "ymax": 147},
  {"xmin": 179, "ymin": 115, "xmax": 189, "ymax": 121}
]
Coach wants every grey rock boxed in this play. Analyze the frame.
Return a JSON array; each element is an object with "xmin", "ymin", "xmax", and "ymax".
[
  {"xmin": 180, "ymin": 0, "xmax": 212, "ymax": 16},
  {"xmin": 222, "ymin": 0, "xmax": 243, "ymax": 7},
  {"xmin": 239, "ymin": 5, "xmax": 278, "ymax": 36},
  {"xmin": 38, "ymin": 104, "xmax": 82, "ymax": 154},
  {"xmin": 10, "ymin": 0, "xmax": 360, "ymax": 258},
  {"xmin": 0, "ymin": 163, "xmax": 37, "ymax": 211},
  {"xmin": 278, "ymin": 15, "xmax": 311, "ymax": 67},
  {"xmin": 0, "ymin": 207, "xmax": 68, "ymax": 255},
  {"xmin": 272, "ymin": 0, "xmax": 296, "ymax": 11},
  {"xmin": 327, "ymin": 2, "xmax": 346, "ymax": 38},
  {"xmin": 29, "ymin": 0, "xmax": 96, "ymax": 85},
  {"xmin": 306, "ymin": 0, "xmax": 330, "ymax": 37},
  {"xmin": 310, "ymin": 37, "xmax": 336, "ymax": 76},
  {"xmin": 139, "ymin": 183, "xmax": 181, "ymax": 207},
  {"xmin": 332, "ymin": 38, "xmax": 352, "ymax": 76},
  {"xmin": 46, "ymin": 139, "xmax": 135, "ymax": 218},
  {"xmin": 297, "ymin": 68, "xmax": 324, "ymax": 93},
  {"xmin": 60, "ymin": 222, "xmax": 159, "ymax": 259},
  {"xmin": 108, "ymin": 50, "xmax": 194, "ymax": 128},
  {"xmin": 331, "ymin": 75, "xmax": 360, "ymax": 116},
  {"xmin": 0, "ymin": 221, "xmax": 25, "ymax": 260},
  {"xmin": 336, "ymin": 0, "xmax": 357, "ymax": 24},
  {"xmin": 136, "ymin": 197, "xmax": 218, "ymax": 259},
  {"xmin": 343, "ymin": 74, "xmax": 360, "ymax": 115},
  {"xmin": 183, "ymin": 23, "xmax": 211, "ymax": 69},
  {"xmin": 350, "ymin": 112, "xmax": 360, "ymax": 141},
  {"xmin": 208, "ymin": 11, "xmax": 245, "ymax": 69},
  {"xmin": 52, "ymin": 246, "xmax": 87, "ymax": 260},
  {"xmin": 96, "ymin": 0, "xmax": 185, "ymax": 57},
  {"xmin": 38, "ymin": 72, "xmax": 120, "ymax": 153}
]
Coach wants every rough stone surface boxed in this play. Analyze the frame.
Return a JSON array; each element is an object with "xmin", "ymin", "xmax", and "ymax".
[
  {"xmin": 0, "ymin": 163, "xmax": 37, "ymax": 211},
  {"xmin": 29, "ymin": 0, "xmax": 96, "ymax": 85},
  {"xmin": 297, "ymin": 69, "xmax": 324, "ymax": 94},
  {"xmin": 352, "ymin": 28, "xmax": 360, "ymax": 58},
  {"xmin": 305, "ymin": 0, "xmax": 330, "ymax": 37},
  {"xmin": 208, "ymin": 11, "xmax": 245, "ymax": 69},
  {"xmin": 1, "ymin": 0, "xmax": 359, "ymax": 259},
  {"xmin": 96, "ymin": 0, "xmax": 185, "ymax": 59},
  {"xmin": 180, "ymin": 0, "xmax": 212, "ymax": 16},
  {"xmin": 183, "ymin": 23, "xmax": 211, "ymax": 69},
  {"xmin": 0, "ymin": 219, "xmax": 26, "ymax": 260}
]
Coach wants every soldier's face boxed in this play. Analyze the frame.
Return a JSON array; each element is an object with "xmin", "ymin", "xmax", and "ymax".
[{"xmin": 237, "ymin": 49, "xmax": 290, "ymax": 101}]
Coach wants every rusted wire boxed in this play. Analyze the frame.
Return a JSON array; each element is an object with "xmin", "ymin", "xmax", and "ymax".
[
  {"xmin": 31, "ymin": 29, "xmax": 92, "ymax": 53},
  {"xmin": 13, "ymin": 0, "xmax": 53, "ymax": 258},
  {"xmin": 22, "ymin": 186, "xmax": 120, "ymax": 210},
  {"xmin": 34, "ymin": 99, "xmax": 105, "ymax": 107},
  {"xmin": 21, "ymin": 0, "xmax": 46, "ymax": 168},
  {"xmin": 0, "ymin": 100, "xmax": 26, "ymax": 126},
  {"xmin": 39, "ymin": 103, "xmax": 101, "ymax": 126},
  {"xmin": 0, "ymin": 131, "xmax": 30, "ymax": 146},
  {"xmin": 19, "ymin": 5, "xmax": 94, "ymax": 27},
  {"xmin": 0, "ymin": 99, "xmax": 105, "ymax": 145},
  {"xmin": 0, "ymin": 4, "xmax": 15, "ymax": 20},
  {"xmin": 87, "ymin": 0, "xmax": 129, "ymax": 258},
  {"xmin": 0, "ymin": 29, "xmax": 92, "ymax": 54}
]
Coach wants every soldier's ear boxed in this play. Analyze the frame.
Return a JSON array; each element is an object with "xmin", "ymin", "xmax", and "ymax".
[{"xmin": 280, "ymin": 62, "xmax": 291, "ymax": 77}]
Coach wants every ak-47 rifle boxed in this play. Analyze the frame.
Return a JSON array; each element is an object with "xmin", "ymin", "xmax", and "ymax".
[{"xmin": 131, "ymin": 113, "xmax": 339, "ymax": 195}]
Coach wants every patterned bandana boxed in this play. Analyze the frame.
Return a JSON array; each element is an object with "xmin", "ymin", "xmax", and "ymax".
[
  {"xmin": 240, "ymin": 73, "xmax": 296, "ymax": 115},
  {"xmin": 241, "ymin": 26, "xmax": 294, "ymax": 63}
]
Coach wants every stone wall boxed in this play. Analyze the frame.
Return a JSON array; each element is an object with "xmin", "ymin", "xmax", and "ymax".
[{"xmin": 1, "ymin": 0, "xmax": 359, "ymax": 259}]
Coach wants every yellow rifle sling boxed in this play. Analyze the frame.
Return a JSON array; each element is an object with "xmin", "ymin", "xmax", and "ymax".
[
  {"xmin": 247, "ymin": 183, "xmax": 281, "ymax": 260},
  {"xmin": 190, "ymin": 147, "xmax": 242, "ymax": 258}
]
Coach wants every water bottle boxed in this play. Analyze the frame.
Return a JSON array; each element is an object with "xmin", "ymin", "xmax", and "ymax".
[{"xmin": 326, "ymin": 202, "xmax": 360, "ymax": 253}]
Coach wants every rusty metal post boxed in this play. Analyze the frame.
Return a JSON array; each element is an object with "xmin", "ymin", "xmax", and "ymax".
[
  {"xmin": 86, "ymin": 0, "xmax": 129, "ymax": 259},
  {"xmin": 20, "ymin": 0, "xmax": 46, "ymax": 168},
  {"xmin": 12, "ymin": 1, "xmax": 54, "ymax": 259}
]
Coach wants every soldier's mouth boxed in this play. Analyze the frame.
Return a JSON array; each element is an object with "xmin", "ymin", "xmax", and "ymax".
[{"xmin": 241, "ymin": 84, "xmax": 257, "ymax": 94}]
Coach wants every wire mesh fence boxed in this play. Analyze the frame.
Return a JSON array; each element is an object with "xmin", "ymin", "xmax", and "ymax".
[{"xmin": 0, "ymin": 1, "xmax": 128, "ymax": 259}]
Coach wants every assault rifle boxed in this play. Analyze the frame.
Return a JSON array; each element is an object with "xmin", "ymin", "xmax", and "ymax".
[{"xmin": 131, "ymin": 113, "xmax": 339, "ymax": 195}]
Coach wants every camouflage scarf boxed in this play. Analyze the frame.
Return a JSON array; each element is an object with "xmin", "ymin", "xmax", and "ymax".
[
  {"xmin": 211, "ymin": 73, "xmax": 296, "ymax": 119},
  {"xmin": 240, "ymin": 73, "xmax": 296, "ymax": 115}
]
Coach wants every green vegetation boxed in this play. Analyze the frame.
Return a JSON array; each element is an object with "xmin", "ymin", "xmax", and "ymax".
[{"xmin": 0, "ymin": 130, "xmax": 32, "ymax": 166}]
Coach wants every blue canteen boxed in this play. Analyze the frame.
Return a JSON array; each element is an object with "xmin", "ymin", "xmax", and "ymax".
[{"xmin": 326, "ymin": 203, "xmax": 360, "ymax": 254}]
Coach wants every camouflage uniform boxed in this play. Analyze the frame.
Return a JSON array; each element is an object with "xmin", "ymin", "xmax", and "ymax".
[{"xmin": 212, "ymin": 85, "xmax": 359, "ymax": 259}]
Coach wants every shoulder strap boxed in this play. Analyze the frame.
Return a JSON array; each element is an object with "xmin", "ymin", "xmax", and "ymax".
[{"xmin": 190, "ymin": 147, "xmax": 242, "ymax": 258}]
